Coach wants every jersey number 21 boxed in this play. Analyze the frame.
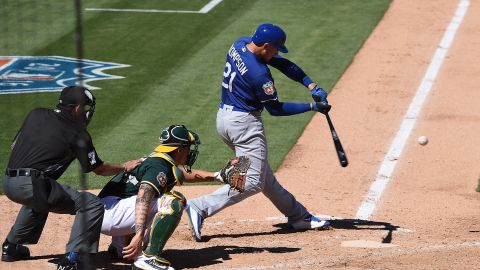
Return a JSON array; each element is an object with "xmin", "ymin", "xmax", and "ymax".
[{"xmin": 222, "ymin": 62, "xmax": 236, "ymax": 92}]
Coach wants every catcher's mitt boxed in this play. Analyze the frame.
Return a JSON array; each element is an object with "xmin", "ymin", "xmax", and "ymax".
[{"xmin": 215, "ymin": 156, "xmax": 251, "ymax": 193}]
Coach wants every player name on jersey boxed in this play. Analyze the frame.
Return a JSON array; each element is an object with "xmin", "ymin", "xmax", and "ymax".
[{"xmin": 228, "ymin": 45, "xmax": 248, "ymax": 75}]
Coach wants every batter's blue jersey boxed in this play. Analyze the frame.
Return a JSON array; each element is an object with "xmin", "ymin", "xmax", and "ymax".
[
  {"xmin": 220, "ymin": 36, "xmax": 278, "ymax": 112},
  {"xmin": 220, "ymin": 36, "xmax": 313, "ymax": 112}
]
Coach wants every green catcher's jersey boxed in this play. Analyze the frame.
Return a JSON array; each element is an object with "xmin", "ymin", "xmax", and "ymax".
[{"xmin": 98, "ymin": 153, "xmax": 184, "ymax": 199}]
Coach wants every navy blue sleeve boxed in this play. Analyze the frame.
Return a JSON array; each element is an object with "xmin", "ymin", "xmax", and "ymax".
[
  {"xmin": 72, "ymin": 130, "xmax": 104, "ymax": 173},
  {"xmin": 268, "ymin": 55, "xmax": 313, "ymax": 87},
  {"xmin": 264, "ymin": 100, "xmax": 311, "ymax": 116}
]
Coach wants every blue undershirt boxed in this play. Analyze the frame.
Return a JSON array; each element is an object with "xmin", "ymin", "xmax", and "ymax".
[{"xmin": 264, "ymin": 100, "xmax": 311, "ymax": 116}]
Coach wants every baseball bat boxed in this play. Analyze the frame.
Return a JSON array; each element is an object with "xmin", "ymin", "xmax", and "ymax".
[
  {"xmin": 324, "ymin": 113, "xmax": 349, "ymax": 167},
  {"xmin": 311, "ymin": 95, "xmax": 348, "ymax": 167}
]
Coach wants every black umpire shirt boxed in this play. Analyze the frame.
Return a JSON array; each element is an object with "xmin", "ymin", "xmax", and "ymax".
[{"xmin": 7, "ymin": 108, "xmax": 103, "ymax": 180}]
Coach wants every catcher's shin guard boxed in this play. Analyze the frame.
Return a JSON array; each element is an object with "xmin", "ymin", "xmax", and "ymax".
[{"xmin": 143, "ymin": 191, "xmax": 186, "ymax": 257}]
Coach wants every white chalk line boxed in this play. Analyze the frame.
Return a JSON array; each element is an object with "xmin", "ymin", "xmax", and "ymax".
[
  {"xmin": 86, "ymin": 0, "xmax": 223, "ymax": 14},
  {"xmin": 355, "ymin": 0, "xmax": 470, "ymax": 221},
  {"xmin": 198, "ymin": 0, "xmax": 224, "ymax": 13},
  {"xmin": 84, "ymin": 8, "xmax": 199, "ymax": 14}
]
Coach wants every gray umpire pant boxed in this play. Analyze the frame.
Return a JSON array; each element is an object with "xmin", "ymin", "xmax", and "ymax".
[
  {"xmin": 3, "ymin": 172, "xmax": 104, "ymax": 253},
  {"xmin": 188, "ymin": 108, "xmax": 310, "ymax": 223}
]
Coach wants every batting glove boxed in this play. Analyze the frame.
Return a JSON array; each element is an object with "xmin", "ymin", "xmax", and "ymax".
[
  {"xmin": 311, "ymin": 86, "xmax": 328, "ymax": 104},
  {"xmin": 312, "ymin": 101, "xmax": 331, "ymax": 115}
]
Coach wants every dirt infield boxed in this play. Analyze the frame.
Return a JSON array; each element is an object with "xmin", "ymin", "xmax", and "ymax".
[{"xmin": 1, "ymin": 0, "xmax": 479, "ymax": 269}]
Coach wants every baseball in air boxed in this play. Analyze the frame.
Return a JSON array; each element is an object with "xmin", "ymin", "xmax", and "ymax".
[{"xmin": 418, "ymin": 136, "xmax": 428, "ymax": 145}]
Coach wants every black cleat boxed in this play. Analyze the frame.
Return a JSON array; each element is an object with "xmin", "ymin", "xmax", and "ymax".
[
  {"xmin": 1, "ymin": 240, "xmax": 30, "ymax": 262},
  {"xmin": 56, "ymin": 257, "xmax": 78, "ymax": 270}
]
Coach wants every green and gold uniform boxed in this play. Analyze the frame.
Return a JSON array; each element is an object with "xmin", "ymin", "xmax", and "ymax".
[
  {"xmin": 98, "ymin": 152, "xmax": 184, "ymax": 199},
  {"xmin": 99, "ymin": 150, "xmax": 186, "ymax": 266}
]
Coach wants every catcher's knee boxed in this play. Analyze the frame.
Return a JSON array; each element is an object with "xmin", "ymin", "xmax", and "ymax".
[
  {"xmin": 157, "ymin": 191, "xmax": 186, "ymax": 216},
  {"xmin": 143, "ymin": 191, "xmax": 185, "ymax": 256}
]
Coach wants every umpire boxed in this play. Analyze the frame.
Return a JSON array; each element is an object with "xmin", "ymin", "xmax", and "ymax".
[{"xmin": 1, "ymin": 86, "xmax": 140, "ymax": 270}]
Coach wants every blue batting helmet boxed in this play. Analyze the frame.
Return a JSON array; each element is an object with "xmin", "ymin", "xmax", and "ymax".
[{"xmin": 251, "ymin": 23, "xmax": 288, "ymax": 53}]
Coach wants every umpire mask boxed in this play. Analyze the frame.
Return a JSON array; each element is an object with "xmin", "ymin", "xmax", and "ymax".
[{"xmin": 58, "ymin": 86, "xmax": 96, "ymax": 126}]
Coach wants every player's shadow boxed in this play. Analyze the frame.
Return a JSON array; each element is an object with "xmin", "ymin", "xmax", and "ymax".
[
  {"xmin": 202, "ymin": 225, "xmax": 293, "ymax": 242},
  {"xmin": 45, "ymin": 246, "xmax": 299, "ymax": 270},
  {"xmin": 28, "ymin": 253, "xmax": 64, "ymax": 261},
  {"xmin": 43, "ymin": 219, "xmax": 398, "ymax": 269},
  {"xmin": 91, "ymin": 251, "xmax": 132, "ymax": 270},
  {"xmin": 274, "ymin": 218, "xmax": 400, "ymax": 243},
  {"xmin": 163, "ymin": 245, "xmax": 300, "ymax": 269},
  {"xmin": 205, "ymin": 219, "xmax": 400, "ymax": 244},
  {"xmin": 323, "ymin": 218, "xmax": 400, "ymax": 243},
  {"xmin": 48, "ymin": 251, "xmax": 131, "ymax": 270}
]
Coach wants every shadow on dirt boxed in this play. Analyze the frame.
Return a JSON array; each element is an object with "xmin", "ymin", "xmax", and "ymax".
[
  {"xmin": 327, "ymin": 219, "xmax": 400, "ymax": 243},
  {"xmin": 164, "ymin": 245, "xmax": 300, "ymax": 269},
  {"xmin": 48, "ymin": 251, "xmax": 131, "ymax": 270},
  {"xmin": 203, "ymin": 225, "xmax": 293, "ymax": 241},
  {"xmin": 28, "ymin": 253, "xmax": 63, "ymax": 261},
  {"xmin": 204, "ymin": 219, "xmax": 399, "ymax": 244},
  {"xmin": 40, "ymin": 219, "xmax": 399, "ymax": 269},
  {"xmin": 46, "ymin": 246, "xmax": 299, "ymax": 270}
]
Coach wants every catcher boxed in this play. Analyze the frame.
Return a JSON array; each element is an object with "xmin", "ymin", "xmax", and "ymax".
[{"xmin": 98, "ymin": 124, "xmax": 250, "ymax": 270}]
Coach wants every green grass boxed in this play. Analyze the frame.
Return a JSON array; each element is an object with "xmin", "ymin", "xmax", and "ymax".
[
  {"xmin": 0, "ymin": 0, "xmax": 391, "ymax": 193},
  {"xmin": 476, "ymin": 176, "xmax": 480, "ymax": 192}
]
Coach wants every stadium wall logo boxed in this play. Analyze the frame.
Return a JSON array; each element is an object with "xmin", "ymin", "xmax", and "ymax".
[{"xmin": 0, "ymin": 56, "xmax": 130, "ymax": 94}]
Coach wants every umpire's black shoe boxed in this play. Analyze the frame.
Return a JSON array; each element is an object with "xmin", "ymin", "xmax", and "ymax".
[
  {"xmin": 1, "ymin": 240, "xmax": 30, "ymax": 262},
  {"xmin": 56, "ymin": 256, "xmax": 96, "ymax": 270},
  {"xmin": 56, "ymin": 257, "xmax": 78, "ymax": 270}
]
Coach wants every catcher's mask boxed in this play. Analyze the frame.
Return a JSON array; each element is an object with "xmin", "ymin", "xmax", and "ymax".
[
  {"xmin": 156, "ymin": 125, "xmax": 200, "ymax": 172},
  {"xmin": 57, "ymin": 85, "xmax": 96, "ymax": 125}
]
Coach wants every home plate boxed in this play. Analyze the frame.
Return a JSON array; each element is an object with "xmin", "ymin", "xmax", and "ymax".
[{"xmin": 341, "ymin": 240, "xmax": 398, "ymax": 248}]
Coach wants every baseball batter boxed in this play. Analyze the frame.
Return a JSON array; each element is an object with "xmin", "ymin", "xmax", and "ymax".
[
  {"xmin": 99, "ymin": 125, "xmax": 250, "ymax": 270},
  {"xmin": 186, "ymin": 23, "xmax": 332, "ymax": 241}
]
